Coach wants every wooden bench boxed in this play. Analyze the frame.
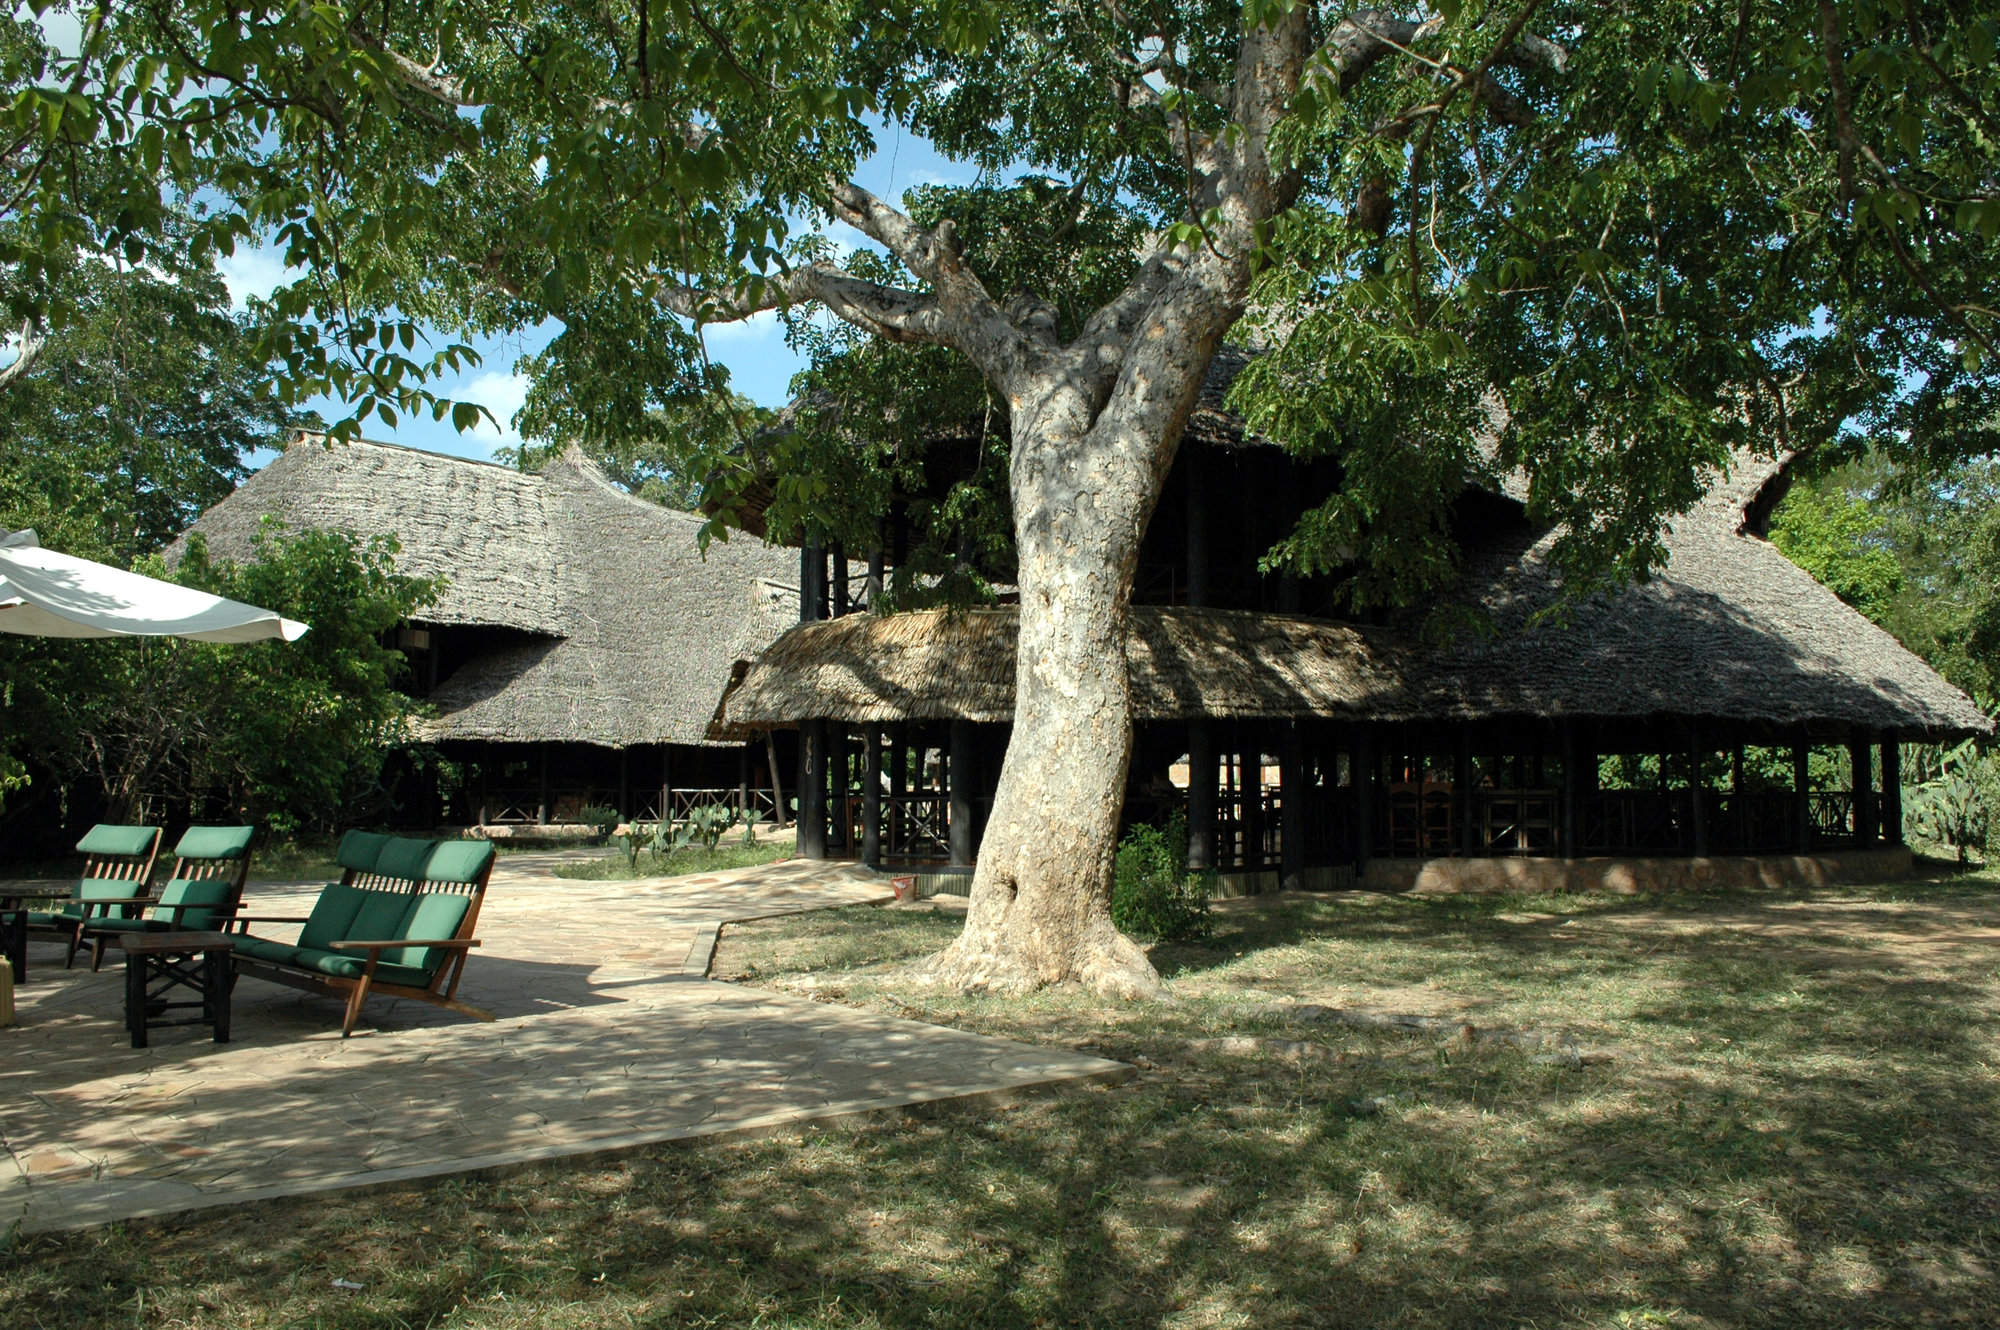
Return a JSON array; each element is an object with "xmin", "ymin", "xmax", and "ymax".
[{"xmin": 230, "ymin": 831, "xmax": 497, "ymax": 1037}]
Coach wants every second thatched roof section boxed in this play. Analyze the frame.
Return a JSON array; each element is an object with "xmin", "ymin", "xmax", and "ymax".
[
  {"xmin": 182, "ymin": 438, "xmax": 802, "ymax": 748},
  {"xmin": 714, "ymin": 453, "xmax": 1991, "ymax": 741}
]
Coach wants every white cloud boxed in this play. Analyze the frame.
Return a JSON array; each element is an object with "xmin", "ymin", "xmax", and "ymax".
[
  {"xmin": 217, "ymin": 246, "xmax": 294, "ymax": 310},
  {"xmin": 699, "ymin": 307, "xmax": 784, "ymax": 345},
  {"xmin": 462, "ymin": 370, "xmax": 531, "ymax": 442}
]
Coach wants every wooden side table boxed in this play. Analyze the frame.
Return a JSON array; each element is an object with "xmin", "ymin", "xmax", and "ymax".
[{"xmin": 113, "ymin": 931, "xmax": 236, "ymax": 1048}]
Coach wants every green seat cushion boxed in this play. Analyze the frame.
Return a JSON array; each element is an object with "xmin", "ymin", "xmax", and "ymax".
[
  {"xmin": 385, "ymin": 892, "xmax": 471, "ymax": 971},
  {"xmin": 68, "ymin": 879, "xmax": 138, "ymax": 921},
  {"xmin": 146, "ymin": 877, "xmax": 236, "ymax": 930},
  {"xmin": 297, "ymin": 884, "xmax": 371, "ymax": 950},
  {"xmin": 233, "ymin": 936, "xmax": 301, "ymax": 966},
  {"xmin": 84, "ymin": 915, "xmax": 157, "ymax": 934},
  {"xmin": 22, "ymin": 910, "xmax": 65, "ymax": 929},
  {"xmin": 373, "ymin": 837, "xmax": 434, "ymax": 883},
  {"xmin": 174, "ymin": 825, "xmax": 254, "ymax": 861},
  {"xmin": 288, "ymin": 947, "xmax": 434, "ymax": 988},
  {"xmin": 345, "ymin": 888, "xmax": 411, "ymax": 945},
  {"xmin": 76, "ymin": 824, "xmax": 160, "ymax": 857},
  {"xmin": 423, "ymin": 840, "xmax": 494, "ymax": 885},
  {"xmin": 335, "ymin": 830, "xmax": 391, "ymax": 874}
]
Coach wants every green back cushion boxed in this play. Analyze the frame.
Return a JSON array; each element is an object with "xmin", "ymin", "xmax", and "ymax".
[
  {"xmin": 346, "ymin": 888, "xmax": 410, "ymax": 943},
  {"xmin": 297, "ymin": 884, "xmax": 370, "ymax": 950},
  {"xmin": 423, "ymin": 840, "xmax": 494, "ymax": 885},
  {"xmin": 156, "ymin": 877, "xmax": 235, "ymax": 930},
  {"xmin": 386, "ymin": 892, "xmax": 471, "ymax": 973},
  {"xmin": 335, "ymin": 830, "xmax": 391, "ymax": 873},
  {"xmin": 174, "ymin": 825, "xmax": 254, "ymax": 861},
  {"xmin": 76, "ymin": 824, "xmax": 159, "ymax": 858},
  {"xmin": 373, "ymin": 837, "xmax": 434, "ymax": 882}
]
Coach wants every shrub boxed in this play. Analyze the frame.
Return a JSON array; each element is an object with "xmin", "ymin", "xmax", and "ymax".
[
  {"xmin": 575, "ymin": 804, "xmax": 621, "ymax": 839},
  {"xmin": 1112, "ymin": 812, "xmax": 1212, "ymax": 943}
]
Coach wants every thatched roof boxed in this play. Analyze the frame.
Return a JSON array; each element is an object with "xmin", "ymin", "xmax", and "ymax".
[
  {"xmin": 182, "ymin": 438, "xmax": 802, "ymax": 747},
  {"xmin": 713, "ymin": 451, "xmax": 1992, "ymax": 741}
]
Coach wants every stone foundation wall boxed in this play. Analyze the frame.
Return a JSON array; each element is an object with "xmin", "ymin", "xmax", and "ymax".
[{"xmin": 1359, "ymin": 846, "xmax": 1914, "ymax": 895}]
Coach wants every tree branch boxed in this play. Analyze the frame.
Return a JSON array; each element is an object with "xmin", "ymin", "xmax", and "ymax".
[{"xmin": 0, "ymin": 319, "xmax": 45, "ymax": 393}]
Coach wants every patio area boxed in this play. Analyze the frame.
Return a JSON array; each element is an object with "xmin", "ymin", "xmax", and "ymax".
[{"xmin": 1, "ymin": 853, "xmax": 1125, "ymax": 1235}]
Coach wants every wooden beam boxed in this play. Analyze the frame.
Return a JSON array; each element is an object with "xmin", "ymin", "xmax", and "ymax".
[
  {"xmin": 1354, "ymin": 725, "xmax": 1375, "ymax": 870},
  {"xmin": 1793, "ymin": 736, "xmax": 1812, "ymax": 851},
  {"xmin": 1187, "ymin": 721, "xmax": 1216, "ymax": 872},
  {"xmin": 949, "ymin": 720, "xmax": 976, "ymax": 867},
  {"xmin": 1882, "ymin": 732, "xmax": 1903, "ymax": 846},
  {"xmin": 1455, "ymin": 728, "xmax": 1475, "ymax": 857},
  {"xmin": 1559, "ymin": 721, "xmax": 1578, "ymax": 860},
  {"xmin": 1851, "ymin": 731, "xmax": 1877, "ymax": 848},
  {"xmin": 862, "ymin": 726, "xmax": 882, "ymax": 867},
  {"xmin": 1280, "ymin": 722, "xmax": 1305, "ymax": 890},
  {"xmin": 1688, "ymin": 725, "xmax": 1708, "ymax": 856},
  {"xmin": 831, "ymin": 540, "xmax": 850, "ymax": 617},
  {"xmin": 797, "ymin": 720, "xmax": 828, "ymax": 859}
]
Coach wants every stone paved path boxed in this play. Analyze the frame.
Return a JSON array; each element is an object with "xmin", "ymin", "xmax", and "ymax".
[{"xmin": 1, "ymin": 853, "xmax": 1124, "ymax": 1234}]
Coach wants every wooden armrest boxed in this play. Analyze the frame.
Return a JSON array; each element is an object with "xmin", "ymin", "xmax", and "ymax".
[
  {"xmin": 80, "ymin": 895, "xmax": 155, "ymax": 908},
  {"xmin": 231, "ymin": 914, "xmax": 310, "ymax": 925},
  {"xmin": 326, "ymin": 938, "xmax": 480, "ymax": 952}
]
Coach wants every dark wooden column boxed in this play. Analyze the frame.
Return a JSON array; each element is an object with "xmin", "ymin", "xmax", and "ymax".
[
  {"xmin": 800, "ymin": 543, "xmax": 824, "ymax": 621},
  {"xmin": 736, "ymin": 747, "xmax": 750, "ymax": 824},
  {"xmin": 619, "ymin": 750, "xmax": 631, "ymax": 820},
  {"xmin": 537, "ymin": 743, "xmax": 549, "ymax": 825},
  {"xmin": 1280, "ymin": 722, "xmax": 1305, "ymax": 890},
  {"xmin": 1354, "ymin": 725, "xmax": 1375, "ymax": 870},
  {"xmin": 949, "ymin": 720, "xmax": 976, "ymax": 867},
  {"xmin": 889, "ymin": 724, "xmax": 909, "ymax": 859},
  {"xmin": 1241, "ymin": 729, "xmax": 1265, "ymax": 880},
  {"xmin": 828, "ymin": 727, "xmax": 850, "ymax": 851},
  {"xmin": 1559, "ymin": 720, "xmax": 1579, "ymax": 859},
  {"xmin": 1688, "ymin": 726, "xmax": 1708, "ymax": 856},
  {"xmin": 1850, "ymin": 731, "xmax": 1877, "ymax": 848},
  {"xmin": 1882, "ymin": 733, "xmax": 1903, "ymax": 846},
  {"xmin": 1187, "ymin": 724, "xmax": 1216, "ymax": 872},
  {"xmin": 1792, "ymin": 735, "xmax": 1812, "ymax": 851},
  {"xmin": 831, "ymin": 540, "xmax": 850, "ymax": 617},
  {"xmin": 861, "ymin": 726, "xmax": 882, "ymax": 867},
  {"xmin": 764, "ymin": 732, "xmax": 787, "ymax": 828},
  {"xmin": 797, "ymin": 721, "xmax": 828, "ymax": 859},
  {"xmin": 1455, "ymin": 729, "xmax": 1476, "ymax": 856}
]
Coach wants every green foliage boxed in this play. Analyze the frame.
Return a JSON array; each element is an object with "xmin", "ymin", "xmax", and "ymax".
[
  {"xmin": 618, "ymin": 819, "xmax": 675, "ymax": 869},
  {"xmin": 1905, "ymin": 736, "xmax": 1998, "ymax": 866},
  {"xmin": 1112, "ymin": 812, "xmax": 1212, "ymax": 944},
  {"xmin": 674, "ymin": 803, "xmax": 740, "ymax": 853},
  {"xmin": 0, "ymin": 522, "xmax": 439, "ymax": 836},
  {"xmin": 1771, "ymin": 451, "xmax": 2000, "ymax": 700},
  {"xmin": 575, "ymin": 804, "xmax": 622, "ymax": 839}
]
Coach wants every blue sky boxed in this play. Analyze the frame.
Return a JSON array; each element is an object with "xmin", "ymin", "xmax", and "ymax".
[{"xmin": 220, "ymin": 122, "xmax": 979, "ymax": 463}]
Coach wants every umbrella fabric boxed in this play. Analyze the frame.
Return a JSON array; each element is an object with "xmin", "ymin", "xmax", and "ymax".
[{"xmin": 0, "ymin": 530, "xmax": 307, "ymax": 643}]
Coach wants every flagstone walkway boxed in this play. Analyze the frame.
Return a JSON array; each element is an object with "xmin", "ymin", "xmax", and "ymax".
[{"xmin": 1, "ymin": 852, "xmax": 1124, "ymax": 1235}]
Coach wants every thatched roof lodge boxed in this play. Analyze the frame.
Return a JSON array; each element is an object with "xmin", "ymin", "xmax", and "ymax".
[
  {"xmin": 183, "ymin": 437, "xmax": 803, "ymax": 828},
  {"xmin": 713, "ymin": 440, "xmax": 1990, "ymax": 889}
]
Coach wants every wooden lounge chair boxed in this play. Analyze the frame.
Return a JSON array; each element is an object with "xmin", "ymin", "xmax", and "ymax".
[
  {"xmin": 230, "ymin": 831, "xmax": 497, "ymax": 1036},
  {"xmin": 22, "ymin": 824, "xmax": 163, "ymax": 968},
  {"xmin": 81, "ymin": 825, "xmax": 257, "ymax": 971}
]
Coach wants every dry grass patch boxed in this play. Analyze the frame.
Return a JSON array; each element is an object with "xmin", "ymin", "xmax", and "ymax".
[{"xmin": 6, "ymin": 866, "xmax": 1999, "ymax": 1328}]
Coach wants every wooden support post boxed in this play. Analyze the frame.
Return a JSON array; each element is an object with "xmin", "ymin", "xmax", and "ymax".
[
  {"xmin": 800, "ymin": 543, "xmax": 821, "ymax": 621},
  {"xmin": 1187, "ymin": 721, "xmax": 1216, "ymax": 872},
  {"xmin": 736, "ymin": 746, "xmax": 750, "ymax": 825},
  {"xmin": 890, "ymin": 724, "xmax": 909, "ymax": 860},
  {"xmin": 1688, "ymin": 726, "xmax": 1708, "ymax": 857},
  {"xmin": 661, "ymin": 749, "xmax": 674, "ymax": 827},
  {"xmin": 1280, "ymin": 723, "xmax": 1306, "ymax": 890},
  {"xmin": 764, "ymin": 732, "xmax": 787, "ymax": 828},
  {"xmin": 828, "ymin": 727, "xmax": 850, "ymax": 851},
  {"xmin": 536, "ymin": 744, "xmax": 549, "ymax": 825},
  {"xmin": 1241, "ymin": 728, "xmax": 1265, "ymax": 882},
  {"xmin": 866, "ymin": 542, "xmax": 885, "ymax": 608},
  {"xmin": 1793, "ymin": 736, "xmax": 1812, "ymax": 851},
  {"xmin": 619, "ymin": 750, "xmax": 630, "ymax": 821},
  {"xmin": 862, "ymin": 726, "xmax": 882, "ymax": 867},
  {"xmin": 1560, "ymin": 721, "xmax": 1579, "ymax": 860},
  {"xmin": 797, "ymin": 720, "xmax": 827, "ymax": 859},
  {"xmin": 1455, "ymin": 729, "xmax": 1475, "ymax": 857},
  {"xmin": 949, "ymin": 720, "xmax": 976, "ymax": 868},
  {"xmin": 1851, "ymin": 731, "xmax": 1876, "ymax": 848},
  {"xmin": 831, "ymin": 540, "xmax": 850, "ymax": 617},
  {"xmin": 1882, "ymin": 733, "xmax": 1903, "ymax": 846},
  {"xmin": 1354, "ymin": 725, "xmax": 1375, "ymax": 870}
]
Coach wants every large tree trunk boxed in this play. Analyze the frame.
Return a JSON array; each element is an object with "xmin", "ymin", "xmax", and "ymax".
[{"xmin": 928, "ymin": 301, "xmax": 1235, "ymax": 998}]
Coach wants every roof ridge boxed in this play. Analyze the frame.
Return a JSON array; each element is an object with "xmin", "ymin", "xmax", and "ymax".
[{"xmin": 285, "ymin": 431, "xmax": 533, "ymax": 475}]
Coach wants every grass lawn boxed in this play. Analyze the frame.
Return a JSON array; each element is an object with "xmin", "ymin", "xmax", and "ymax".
[
  {"xmin": 5, "ymin": 867, "xmax": 1998, "ymax": 1328},
  {"xmin": 551, "ymin": 840, "xmax": 794, "ymax": 880}
]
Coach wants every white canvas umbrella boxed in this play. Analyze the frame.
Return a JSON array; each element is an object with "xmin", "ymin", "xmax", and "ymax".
[{"xmin": 0, "ymin": 529, "xmax": 307, "ymax": 643}]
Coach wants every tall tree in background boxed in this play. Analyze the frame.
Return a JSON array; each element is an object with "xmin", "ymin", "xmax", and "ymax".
[{"xmin": 14, "ymin": 2, "xmax": 1997, "ymax": 993}]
